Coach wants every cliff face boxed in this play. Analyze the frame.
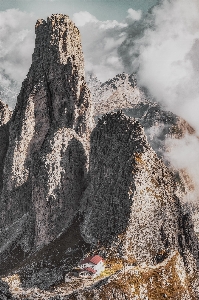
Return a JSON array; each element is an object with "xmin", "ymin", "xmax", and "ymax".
[
  {"xmin": 81, "ymin": 112, "xmax": 198, "ymax": 267},
  {"xmin": 0, "ymin": 14, "xmax": 93, "ymax": 257},
  {"xmin": 0, "ymin": 101, "xmax": 12, "ymax": 192},
  {"xmin": 0, "ymin": 100, "xmax": 12, "ymax": 126},
  {"xmin": 81, "ymin": 111, "xmax": 146, "ymax": 244},
  {"xmin": 88, "ymin": 74, "xmax": 197, "ymax": 229}
]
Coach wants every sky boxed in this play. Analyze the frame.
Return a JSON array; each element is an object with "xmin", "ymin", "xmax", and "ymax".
[
  {"xmin": 0, "ymin": 0, "xmax": 157, "ymax": 22},
  {"xmin": 0, "ymin": 0, "xmax": 158, "ymax": 108},
  {"xmin": 0, "ymin": 0, "xmax": 199, "ymax": 201}
]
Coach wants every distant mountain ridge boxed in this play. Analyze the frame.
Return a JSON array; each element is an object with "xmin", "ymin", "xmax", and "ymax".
[
  {"xmin": 88, "ymin": 72, "xmax": 196, "ymax": 210},
  {"xmin": 87, "ymin": 72, "xmax": 195, "ymax": 159},
  {"xmin": 87, "ymin": 72, "xmax": 146, "ymax": 116}
]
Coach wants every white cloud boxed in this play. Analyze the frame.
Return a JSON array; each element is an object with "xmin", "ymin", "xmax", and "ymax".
[
  {"xmin": 137, "ymin": 0, "xmax": 199, "ymax": 202},
  {"xmin": 165, "ymin": 134, "xmax": 199, "ymax": 202},
  {"xmin": 127, "ymin": 8, "xmax": 142, "ymax": 22},
  {"xmin": 72, "ymin": 11, "xmax": 129, "ymax": 82},
  {"xmin": 127, "ymin": 0, "xmax": 199, "ymax": 134},
  {"xmin": 116, "ymin": 0, "xmax": 199, "ymax": 201},
  {"xmin": 0, "ymin": 9, "xmax": 35, "ymax": 107},
  {"xmin": 73, "ymin": 11, "xmax": 98, "ymax": 27}
]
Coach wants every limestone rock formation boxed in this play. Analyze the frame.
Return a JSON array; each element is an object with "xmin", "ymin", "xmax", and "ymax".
[
  {"xmin": 0, "ymin": 14, "xmax": 93, "ymax": 267},
  {"xmin": 88, "ymin": 73, "xmax": 194, "ymax": 159},
  {"xmin": 0, "ymin": 100, "xmax": 12, "ymax": 126},
  {"xmin": 81, "ymin": 112, "xmax": 199, "ymax": 287},
  {"xmin": 87, "ymin": 72, "xmax": 144, "ymax": 116},
  {"xmin": 0, "ymin": 101, "xmax": 12, "ymax": 193},
  {"xmin": 88, "ymin": 73, "xmax": 197, "ymax": 229}
]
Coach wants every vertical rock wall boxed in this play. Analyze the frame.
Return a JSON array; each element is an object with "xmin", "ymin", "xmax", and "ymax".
[
  {"xmin": 0, "ymin": 14, "xmax": 93, "ymax": 250},
  {"xmin": 81, "ymin": 112, "xmax": 198, "ymax": 270},
  {"xmin": 81, "ymin": 111, "xmax": 147, "ymax": 244},
  {"xmin": 0, "ymin": 101, "xmax": 12, "ymax": 193}
]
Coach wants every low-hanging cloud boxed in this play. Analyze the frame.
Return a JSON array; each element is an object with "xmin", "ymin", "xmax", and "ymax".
[
  {"xmin": 0, "ymin": 9, "xmax": 35, "ymax": 108},
  {"xmin": 119, "ymin": 0, "xmax": 199, "ymax": 203},
  {"xmin": 72, "ymin": 8, "xmax": 143, "ymax": 82},
  {"xmin": 72, "ymin": 11, "xmax": 129, "ymax": 82},
  {"xmin": 165, "ymin": 134, "xmax": 199, "ymax": 203},
  {"xmin": 126, "ymin": 8, "xmax": 142, "ymax": 23},
  {"xmin": 119, "ymin": 0, "xmax": 199, "ymax": 134}
]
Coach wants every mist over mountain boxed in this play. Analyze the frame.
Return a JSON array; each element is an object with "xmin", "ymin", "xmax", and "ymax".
[{"xmin": 0, "ymin": 11, "xmax": 199, "ymax": 300}]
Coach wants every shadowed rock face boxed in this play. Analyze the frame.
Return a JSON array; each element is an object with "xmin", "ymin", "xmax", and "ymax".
[
  {"xmin": 32, "ymin": 130, "xmax": 88, "ymax": 246},
  {"xmin": 0, "ymin": 14, "xmax": 92, "ymax": 257},
  {"xmin": 0, "ymin": 279, "xmax": 13, "ymax": 300},
  {"xmin": 81, "ymin": 111, "xmax": 147, "ymax": 244},
  {"xmin": 81, "ymin": 112, "xmax": 199, "ymax": 269}
]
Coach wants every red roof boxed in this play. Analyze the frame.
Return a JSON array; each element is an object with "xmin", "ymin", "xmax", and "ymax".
[
  {"xmin": 90, "ymin": 255, "xmax": 103, "ymax": 265},
  {"xmin": 80, "ymin": 255, "xmax": 103, "ymax": 265},
  {"xmin": 83, "ymin": 267, "xmax": 96, "ymax": 274}
]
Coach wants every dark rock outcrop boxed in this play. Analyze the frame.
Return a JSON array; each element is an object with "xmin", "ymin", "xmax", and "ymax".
[
  {"xmin": 17, "ymin": 216, "xmax": 90, "ymax": 290},
  {"xmin": 81, "ymin": 111, "xmax": 146, "ymax": 244},
  {"xmin": 0, "ymin": 279, "xmax": 13, "ymax": 300}
]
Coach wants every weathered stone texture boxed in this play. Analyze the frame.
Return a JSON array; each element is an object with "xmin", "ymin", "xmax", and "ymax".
[
  {"xmin": 0, "ymin": 14, "xmax": 92, "ymax": 251},
  {"xmin": 81, "ymin": 112, "xmax": 198, "ymax": 270},
  {"xmin": 0, "ymin": 100, "xmax": 12, "ymax": 193},
  {"xmin": 88, "ymin": 73, "xmax": 143, "ymax": 116},
  {"xmin": 0, "ymin": 279, "xmax": 13, "ymax": 300},
  {"xmin": 0, "ymin": 100, "xmax": 12, "ymax": 126},
  {"xmin": 81, "ymin": 111, "xmax": 147, "ymax": 244},
  {"xmin": 32, "ymin": 128, "xmax": 87, "ymax": 247}
]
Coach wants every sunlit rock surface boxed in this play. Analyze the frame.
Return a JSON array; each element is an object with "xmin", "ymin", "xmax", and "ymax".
[{"xmin": 0, "ymin": 14, "xmax": 93, "ymax": 270}]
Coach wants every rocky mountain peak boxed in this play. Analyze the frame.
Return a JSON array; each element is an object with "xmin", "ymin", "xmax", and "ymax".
[
  {"xmin": 13, "ymin": 14, "xmax": 93, "ymax": 135},
  {"xmin": 0, "ymin": 14, "xmax": 92, "ymax": 257},
  {"xmin": 87, "ymin": 72, "xmax": 144, "ymax": 116},
  {"xmin": 35, "ymin": 14, "xmax": 83, "ymax": 66},
  {"xmin": 81, "ymin": 111, "xmax": 197, "ymax": 262},
  {"xmin": 0, "ymin": 101, "xmax": 12, "ymax": 194}
]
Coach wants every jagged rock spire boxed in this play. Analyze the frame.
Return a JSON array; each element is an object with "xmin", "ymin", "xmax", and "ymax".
[
  {"xmin": 13, "ymin": 14, "xmax": 93, "ymax": 135},
  {"xmin": 0, "ymin": 14, "xmax": 92, "ymax": 254}
]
